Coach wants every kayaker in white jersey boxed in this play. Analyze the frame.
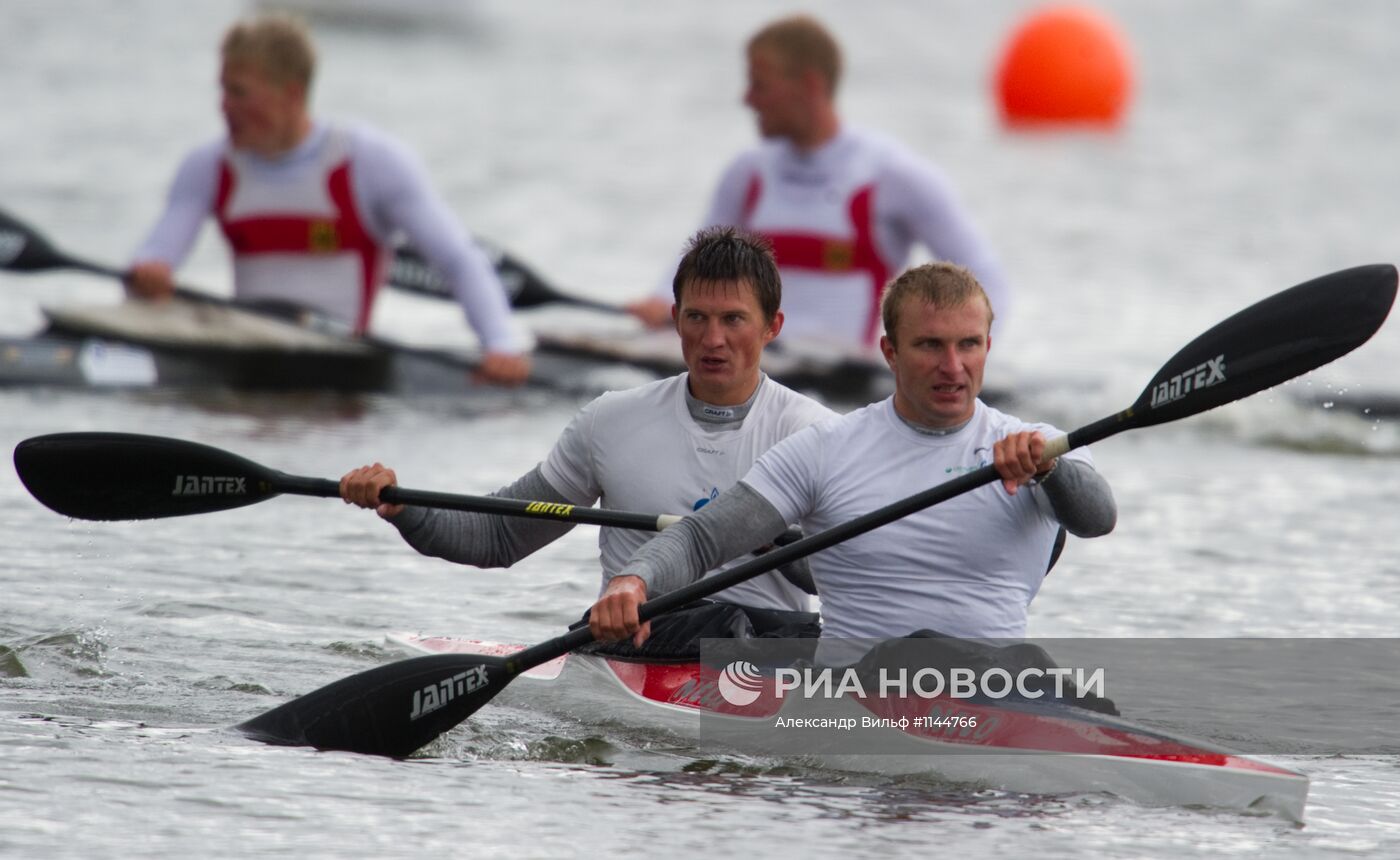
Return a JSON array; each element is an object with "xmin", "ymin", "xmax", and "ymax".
[
  {"xmin": 628, "ymin": 14, "xmax": 1010, "ymax": 351},
  {"xmin": 340, "ymin": 227, "xmax": 837, "ymax": 643},
  {"xmin": 591, "ymin": 262, "xmax": 1115, "ymax": 658},
  {"xmin": 126, "ymin": 13, "xmax": 531, "ymax": 386}
]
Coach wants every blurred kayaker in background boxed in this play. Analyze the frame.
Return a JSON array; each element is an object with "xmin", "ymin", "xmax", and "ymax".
[
  {"xmin": 126, "ymin": 12, "xmax": 531, "ymax": 385},
  {"xmin": 628, "ymin": 14, "xmax": 1011, "ymax": 355}
]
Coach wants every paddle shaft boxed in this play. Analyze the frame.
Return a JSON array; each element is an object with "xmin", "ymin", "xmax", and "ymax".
[
  {"xmin": 393, "ymin": 243, "xmax": 623, "ymax": 315},
  {"xmin": 0, "ymin": 206, "xmax": 619, "ymax": 315},
  {"xmin": 508, "ymin": 438, "xmax": 1081, "ymax": 669},
  {"xmin": 52, "ymin": 256, "xmax": 296, "ymax": 321},
  {"xmin": 272, "ymin": 471, "xmax": 680, "ymax": 532},
  {"xmin": 276, "ymin": 471, "xmax": 808, "ymax": 547}
]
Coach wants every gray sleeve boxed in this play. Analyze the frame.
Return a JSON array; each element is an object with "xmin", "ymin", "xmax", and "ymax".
[
  {"xmin": 387, "ymin": 465, "xmax": 575, "ymax": 569},
  {"xmin": 1039, "ymin": 458, "xmax": 1117, "ymax": 538},
  {"xmin": 616, "ymin": 482, "xmax": 790, "ymax": 596}
]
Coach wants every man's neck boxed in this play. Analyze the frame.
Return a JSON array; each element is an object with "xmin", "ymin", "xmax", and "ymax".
[
  {"xmin": 891, "ymin": 396, "xmax": 976, "ymax": 435},
  {"xmin": 687, "ymin": 373, "xmax": 762, "ymax": 408},
  {"xmin": 685, "ymin": 375, "xmax": 765, "ymax": 426},
  {"xmin": 247, "ymin": 115, "xmax": 315, "ymax": 159},
  {"xmin": 790, "ymin": 112, "xmax": 840, "ymax": 153}
]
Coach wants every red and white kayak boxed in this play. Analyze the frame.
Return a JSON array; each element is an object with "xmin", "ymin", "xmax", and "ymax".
[{"xmin": 387, "ymin": 633, "xmax": 1309, "ymax": 819}]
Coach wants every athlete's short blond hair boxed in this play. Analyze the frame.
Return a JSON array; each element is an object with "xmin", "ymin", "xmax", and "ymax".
[
  {"xmin": 221, "ymin": 13, "xmax": 316, "ymax": 88},
  {"xmin": 747, "ymin": 15, "xmax": 842, "ymax": 96},
  {"xmin": 881, "ymin": 262, "xmax": 994, "ymax": 345}
]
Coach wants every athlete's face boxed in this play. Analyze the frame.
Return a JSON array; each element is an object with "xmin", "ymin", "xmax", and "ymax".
[
  {"xmin": 880, "ymin": 297, "xmax": 992, "ymax": 428},
  {"xmin": 220, "ymin": 60, "xmax": 305, "ymax": 157},
  {"xmin": 744, "ymin": 47, "xmax": 809, "ymax": 141},
  {"xmin": 675, "ymin": 278, "xmax": 783, "ymax": 406}
]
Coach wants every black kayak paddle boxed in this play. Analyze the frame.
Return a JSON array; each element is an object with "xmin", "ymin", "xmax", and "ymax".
[{"xmin": 14, "ymin": 434, "xmax": 684, "ymax": 533}]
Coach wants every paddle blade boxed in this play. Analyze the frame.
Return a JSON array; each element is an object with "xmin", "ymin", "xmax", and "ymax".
[
  {"xmin": 0, "ymin": 207, "xmax": 64, "ymax": 272},
  {"xmin": 1128, "ymin": 264, "xmax": 1397, "ymax": 427},
  {"xmin": 237, "ymin": 654, "xmax": 512, "ymax": 757},
  {"xmin": 0, "ymin": 207, "xmax": 114, "ymax": 276},
  {"xmin": 14, "ymin": 432, "xmax": 282, "ymax": 520}
]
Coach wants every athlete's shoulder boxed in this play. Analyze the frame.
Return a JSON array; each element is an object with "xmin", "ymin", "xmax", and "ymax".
[
  {"xmin": 161, "ymin": 138, "xmax": 230, "ymax": 206},
  {"xmin": 759, "ymin": 378, "xmax": 839, "ymax": 427},
  {"xmin": 857, "ymin": 128, "xmax": 947, "ymax": 180},
  {"xmin": 841, "ymin": 124, "xmax": 910, "ymax": 155},
  {"xmin": 589, "ymin": 374, "xmax": 683, "ymax": 417},
  {"xmin": 339, "ymin": 120, "xmax": 417, "ymax": 165},
  {"xmin": 756, "ymin": 395, "xmax": 860, "ymax": 471},
  {"xmin": 792, "ymin": 395, "xmax": 881, "ymax": 445},
  {"xmin": 715, "ymin": 144, "xmax": 769, "ymax": 183},
  {"xmin": 849, "ymin": 395, "xmax": 897, "ymax": 425},
  {"xmin": 176, "ymin": 137, "xmax": 230, "ymax": 174}
]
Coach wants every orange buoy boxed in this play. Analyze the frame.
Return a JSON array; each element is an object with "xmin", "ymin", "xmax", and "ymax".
[{"xmin": 994, "ymin": 5, "xmax": 1132, "ymax": 127}]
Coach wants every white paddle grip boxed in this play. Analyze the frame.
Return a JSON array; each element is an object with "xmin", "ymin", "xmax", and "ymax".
[{"xmin": 1041, "ymin": 434, "xmax": 1071, "ymax": 464}]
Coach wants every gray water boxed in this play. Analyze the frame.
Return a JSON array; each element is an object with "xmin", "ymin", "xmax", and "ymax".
[{"xmin": 3, "ymin": 1, "xmax": 1400, "ymax": 857}]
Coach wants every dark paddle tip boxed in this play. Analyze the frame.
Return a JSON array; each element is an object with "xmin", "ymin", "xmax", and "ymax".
[
  {"xmin": 14, "ymin": 432, "xmax": 278, "ymax": 521},
  {"xmin": 1126, "ymin": 263, "xmax": 1399, "ymax": 428},
  {"xmin": 236, "ymin": 653, "xmax": 514, "ymax": 758}
]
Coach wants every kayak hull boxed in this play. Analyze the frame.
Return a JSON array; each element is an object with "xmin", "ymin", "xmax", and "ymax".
[{"xmin": 388, "ymin": 633, "xmax": 1309, "ymax": 819}]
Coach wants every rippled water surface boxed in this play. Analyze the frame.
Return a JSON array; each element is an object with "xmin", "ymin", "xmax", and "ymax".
[{"xmin": 3, "ymin": 1, "xmax": 1399, "ymax": 857}]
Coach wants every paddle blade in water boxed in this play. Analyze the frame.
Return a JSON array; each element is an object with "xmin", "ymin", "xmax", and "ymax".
[
  {"xmin": 1127, "ymin": 264, "xmax": 1397, "ymax": 427},
  {"xmin": 14, "ymin": 432, "xmax": 283, "ymax": 520},
  {"xmin": 237, "ymin": 654, "xmax": 513, "ymax": 757}
]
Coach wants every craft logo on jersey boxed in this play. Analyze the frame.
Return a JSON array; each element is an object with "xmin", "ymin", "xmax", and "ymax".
[
  {"xmin": 716, "ymin": 660, "xmax": 765, "ymax": 706},
  {"xmin": 692, "ymin": 487, "xmax": 720, "ymax": 511},
  {"xmin": 1151, "ymin": 355, "xmax": 1226, "ymax": 409},
  {"xmin": 410, "ymin": 665, "xmax": 490, "ymax": 721},
  {"xmin": 308, "ymin": 220, "xmax": 339, "ymax": 253},
  {"xmin": 171, "ymin": 475, "xmax": 247, "ymax": 496}
]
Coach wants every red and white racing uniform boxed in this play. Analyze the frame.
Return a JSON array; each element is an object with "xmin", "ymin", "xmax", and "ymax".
[
  {"xmin": 672, "ymin": 127, "xmax": 1010, "ymax": 348},
  {"xmin": 134, "ymin": 121, "xmax": 522, "ymax": 351}
]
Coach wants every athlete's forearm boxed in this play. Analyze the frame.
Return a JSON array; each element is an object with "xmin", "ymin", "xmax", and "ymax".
[
  {"xmin": 357, "ymin": 133, "xmax": 523, "ymax": 353},
  {"xmin": 390, "ymin": 465, "xmax": 574, "ymax": 568},
  {"xmin": 394, "ymin": 208, "xmax": 522, "ymax": 354},
  {"xmin": 617, "ymin": 482, "xmax": 790, "ymax": 596}
]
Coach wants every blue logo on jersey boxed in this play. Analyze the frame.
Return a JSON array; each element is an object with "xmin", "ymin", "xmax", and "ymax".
[
  {"xmin": 692, "ymin": 487, "xmax": 720, "ymax": 511},
  {"xmin": 945, "ymin": 448, "xmax": 993, "ymax": 475}
]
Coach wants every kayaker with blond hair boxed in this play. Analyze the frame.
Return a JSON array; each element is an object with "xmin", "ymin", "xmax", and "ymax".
[{"xmin": 127, "ymin": 13, "xmax": 531, "ymax": 385}]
